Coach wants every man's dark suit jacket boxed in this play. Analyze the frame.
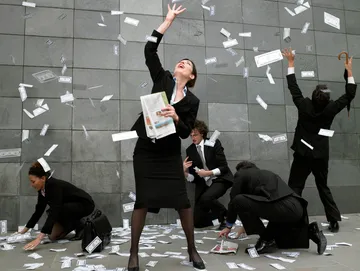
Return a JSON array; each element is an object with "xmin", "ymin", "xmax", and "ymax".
[
  {"xmin": 26, "ymin": 177, "xmax": 94, "ymax": 234},
  {"xmin": 228, "ymin": 167, "xmax": 309, "ymax": 248},
  {"xmin": 186, "ymin": 139, "xmax": 233, "ymax": 201},
  {"xmin": 287, "ymin": 72, "xmax": 357, "ymax": 159},
  {"xmin": 131, "ymin": 30, "xmax": 200, "ymax": 141}
]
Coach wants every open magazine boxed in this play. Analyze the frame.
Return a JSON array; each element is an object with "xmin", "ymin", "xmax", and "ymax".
[
  {"xmin": 210, "ymin": 240, "xmax": 239, "ymax": 254},
  {"xmin": 140, "ymin": 92, "xmax": 176, "ymax": 139}
]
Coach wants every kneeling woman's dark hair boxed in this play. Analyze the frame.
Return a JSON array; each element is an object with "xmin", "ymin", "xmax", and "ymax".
[
  {"xmin": 312, "ymin": 84, "xmax": 330, "ymax": 108},
  {"xmin": 182, "ymin": 58, "xmax": 197, "ymax": 88},
  {"xmin": 236, "ymin": 161, "xmax": 257, "ymax": 171},
  {"xmin": 29, "ymin": 162, "xmax": 50, "ymax": 178}
]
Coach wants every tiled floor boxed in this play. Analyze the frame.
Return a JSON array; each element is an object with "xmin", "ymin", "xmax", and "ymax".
[{"xmin": 1, "ymin": 214, "xmax": 360, "ymax": 271}]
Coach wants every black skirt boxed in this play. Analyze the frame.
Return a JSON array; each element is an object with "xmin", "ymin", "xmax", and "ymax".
[{"xmin": 133, "ymin": 136, "xmax": 190, "ymax": 213}]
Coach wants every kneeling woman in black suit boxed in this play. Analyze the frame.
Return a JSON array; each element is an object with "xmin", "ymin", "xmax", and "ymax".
[
  {"xmin": 20, "ymin": 162, "xmax": 95, "ymax": 250},
  {"xmin": 128, "ymin": 4, "xmax": 205, "ymax": 271}
]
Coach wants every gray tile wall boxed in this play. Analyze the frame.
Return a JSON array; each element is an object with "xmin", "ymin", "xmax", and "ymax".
[{"xmin": 1, "ymin": 0, "xmax": 360, "ymax": 230}]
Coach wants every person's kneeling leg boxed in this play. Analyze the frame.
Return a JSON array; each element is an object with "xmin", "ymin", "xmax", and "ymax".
[{"xmin": 49, "ymin": 223, "xmax": 68, "ymax": 242}]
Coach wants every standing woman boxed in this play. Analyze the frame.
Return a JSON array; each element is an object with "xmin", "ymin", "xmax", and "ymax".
[
  {"xmin": 128, "ymin": 4, "xmax": 204, "ymax": 271},
  {"xmin": 20, "ymin": 162, "xmax": 95, "ymax": 250}
]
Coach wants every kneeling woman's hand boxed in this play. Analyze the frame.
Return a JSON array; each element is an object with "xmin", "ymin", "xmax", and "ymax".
[
  {"xmin": 218, "ymin": 227, "xmax": 231, "ymax": 238},
  {"xmin": 23, "ymin": 233, "xmax": 45, "ymax": 250}
]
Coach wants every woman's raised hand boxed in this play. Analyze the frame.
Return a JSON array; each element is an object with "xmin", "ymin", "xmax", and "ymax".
[{"xmin": 166, "ymin": 3, "xmax": 186, "ymax": 22}]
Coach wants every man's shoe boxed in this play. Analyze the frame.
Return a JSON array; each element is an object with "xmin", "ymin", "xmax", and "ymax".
[
  {"xmin": 245, "ymin": 238, "xmax": 277, "ymax": 254},
  {"xmin": 217, "ymin": 221, "xmax": 227, "ymax": 231},
  {"xmin": 308, "ymin": 222, "xmax": 327, "ymax": 255},
  {"xmin": 328, "ymin": 221, "xmax": 339, "ymax": 233}
]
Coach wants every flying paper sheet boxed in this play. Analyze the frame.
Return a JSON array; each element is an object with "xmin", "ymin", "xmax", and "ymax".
[
  {"xmin": 235, "ymin": 56, "xmax": 245, "ymax": 67},
  {"xmin": 220, "ymin": 28, "xmax": 231, "ymax": 38},
  {"xmin": 60, "ymin": 92, "xmax": 75, "ymax": 103},
  {"xmin": 112, "ymin": 131, "xmax": 138, "ymax": 142},
  {"xmin": 32, "ymin": 70, "xmax": 58, "ymax": 83},
  {"xmin": 22, "ymin": 1, "xmax": 36, "ymax": 7},
  {"xmin": 36, "ymin": 99, "xmax": 44, "ymax": 107},
  {"xmin": 101, "ymin": 95, "xmax": 113, "ymax": 102},
  {"xmin": 301, "ymin": 71, "xmax": 315, "ymax": 78},
  {"xmin": 301, "ymin": 22, "xmax": 310, "ymax": 34},
  {"xmin": 301, "ymin": 139, "xmax": 313, "ymax": 150},
  {"xmin": 37, "ymin": 157, "xmax": 51, "ymax": 172},
  {"xmin": 33, "ymin": 105, "xmax": 48, "ymax": 117},
  {"xmin": 18, "ymin": 86, "xmax": 27, "ymax": 102},
  {"xmin": 223, "ymin": 39, "xmax": 238, "ymax": 49},
  {"xmin": 239, "ymin": 32, "xmax": 252, "ymax": 37},
  {"xmin": 22, "ymin": 130, "xmax": 29, "ymax": 142},
  {"xmin": 243, "ymin": 67, "xmax": 249, "ymax": 78},
  {"xmin": 201, "ymin": 5, "xmax": 210, "ymax": 11},
  {"xmin": 318, "ymin": 129, "xmax": 334, "ymax": 137},
  {"xmin": 283, "ymin": 28, "xmax": 291, "ymax": 43},
  {"xmin": 205, "ymin": 57, "xmax": 217, "ymax": 65},
  {"xmin": 124, "ymin": 17, "xmax": 139, "ymax": 26},
  {"xmin": 254, "ymin": 49, "xmax": 283, "ymax": 68},
  {"xmin": 256, "ymin": 95, "xmax": 268, "ymax": 110},
  {"xmin": 58, "ymin": 76, "xmax": 72, "ymax": 83},
  {"xmin": 294, "ymin": 2, "xmax": 310, "ymax": 15},
  {"xmin": 0, "ymin": 148, "xmax": 21, "ymax": 158},
  {"xmin": 44, "ymin": 144, "xmax": 58, "ymax": 157},
  {"xmin": 111, "ymin": 10, "xmax": 124, "ymax": 15},
  {"xmin": 118, "ymin": 34, "xmax": 127, "ymax": 45},
  {"xmin": 146, "ymin": 35, "xmax": 158, "ymax": 43},
  {"xmin": 210, "ymin": 5, "xmax": 215, "ymax": 16},
  {"xmin": 284, "ymin": 7, "xmax": 296, "ymax": 16},
  {"xmin": 324, "ymin": 12, "xmax": 340, "ymax": 30},
  {"xmin": 266, "ymin": 66, "xmax": 275, "ymax": 84}
]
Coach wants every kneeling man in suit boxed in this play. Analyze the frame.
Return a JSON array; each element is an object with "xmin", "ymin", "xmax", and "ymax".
[
  {"xmin": 219, "ymin": 161, "xmax": 327, "ymax": 255},
  {"xmin": 184, "ymin": 120, "xmax": 233, "ymax": 230}
]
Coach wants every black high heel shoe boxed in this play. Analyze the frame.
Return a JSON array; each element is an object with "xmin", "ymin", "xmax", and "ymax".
[
  {"xmin": 127, "ymin": 254, "xmax": 139, "ymax": 271},
  {"xmin": 189, "ymin": 254, "xmax": 206, "ymax": 270}
]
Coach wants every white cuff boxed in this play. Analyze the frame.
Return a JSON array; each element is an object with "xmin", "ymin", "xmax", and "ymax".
[
  {"xmin": 186, "ymin": 173, "xmax": 195, "ymax": 183},
  {"xmin": 288, "ymin": 67, "xmax": 295, "ymax": 75},
  {"xmin": 348, "ymin": 76, "xmax": 355, "ymax": 84},
  {"xmin": 212, "ymin": 168, "xmax": 221, "ymax": 176}
]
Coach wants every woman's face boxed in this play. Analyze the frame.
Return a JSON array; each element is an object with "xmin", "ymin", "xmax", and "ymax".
[
  {"xmin": 190, "ymin": 129, "xmax": 203, "ymax": 145},
  {"xmin": 29, "ymin": 175, "xmax": 45, "ymax": 191},
  {"xmin": 174, "ymin": 59, "xmax": 195, "ymax": 82}
]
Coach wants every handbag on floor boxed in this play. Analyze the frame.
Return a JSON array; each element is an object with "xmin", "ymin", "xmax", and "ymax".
[{"xmin": 81, "ymin": 209, "xmax": 112, "ymax": 253}]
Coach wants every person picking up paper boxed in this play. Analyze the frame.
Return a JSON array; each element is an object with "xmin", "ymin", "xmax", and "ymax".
[{"xmin": 219, "ymin": 161, "xmax": 327, "ymax": 255}]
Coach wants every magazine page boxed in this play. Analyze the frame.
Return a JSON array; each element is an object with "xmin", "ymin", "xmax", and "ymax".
[
  {"xmin": 140, "ymin": 92, "xmax": 176, "ymax": 139},
  {"xmin": 140, "ymin": 96, "xmax": 156, "ymax": 139}
]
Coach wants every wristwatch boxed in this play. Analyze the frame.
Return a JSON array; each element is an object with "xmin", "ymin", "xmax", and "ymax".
[{"xmin": 226, "ymin": 225, "xmax": 232, "ymax": 230}]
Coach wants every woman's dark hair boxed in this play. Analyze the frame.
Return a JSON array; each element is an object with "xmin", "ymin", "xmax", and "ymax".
[
  {"xmin": 28, "ymin": 162, "xmax": 50, "ymax": 178},
  {"xmin": 193, "ymin": 119, "xmax": 209, "ymax": 139},
  {"xmin": 312, "ymin": 84, "xmax": 330, "ymax": 108},
  {"xmin": 181, "ymin": 58, "xmax": 197, "ymax": 88},
  {"xmin": 236, "ymin": 161, "xmax": 257, "ymax": 171}
]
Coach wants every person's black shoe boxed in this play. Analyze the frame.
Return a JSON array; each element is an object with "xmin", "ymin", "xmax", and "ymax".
[
  {"xmin": 308, "ymin": 222, "xmax": 327, "ymax": 255},
  {"xmin": 245, "ymin": 238, "xmax": 277, "ymax": 254},
  {"xmin": 189, "ymin": 251, "xmax": 206, "ymax": 270},
  {"xmin": 127, "ymin": 254, "xmax": 139, "ymax": 271},
  {"xmin": 328, "ymin": 221, "xmax": 339, "ymax": 233},
  {"xmin": 217, "ymin": 221, "xmax": 227, "ymax": 231}
]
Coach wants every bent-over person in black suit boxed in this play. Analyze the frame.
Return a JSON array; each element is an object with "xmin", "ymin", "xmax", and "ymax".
[
  {"xmin": 219, "ymin": 161, "xmax": 327, "ymax": 255},
  {"xmin": 184, "ymin": 120, "xmax": 233, "ymax": 230},
  {"xmin": 20, "ymin": 162, "xmax": 95, "ymax": 251},
  {"xmin": 282, "ymin": 48, "xmax": 357, "ymax": 233}
]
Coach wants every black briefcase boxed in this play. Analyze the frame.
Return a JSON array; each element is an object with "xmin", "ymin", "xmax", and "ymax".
[{"xmin": 81, "ymin": 209, "xmax": 112, "ymax": 253}]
